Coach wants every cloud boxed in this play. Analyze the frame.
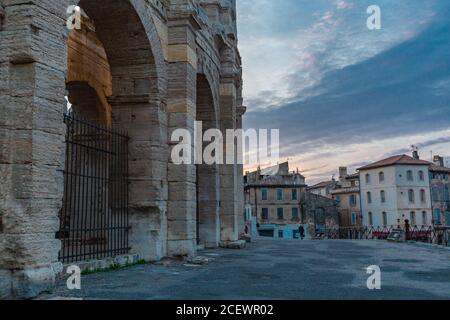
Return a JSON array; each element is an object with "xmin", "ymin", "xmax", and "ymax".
[{"xmin": 238, "ymin": 0, "xmax": 450, "ymax": 182}]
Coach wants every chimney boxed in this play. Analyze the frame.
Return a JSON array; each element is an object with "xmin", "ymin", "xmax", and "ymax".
[
  {"xmin": 412, "ymin": 150, "xmax": 420, "ymax": 160},
  {"xmin": 339, "ymin": 167, "xmax": 348, "ymax": 183},
  {"xmin": 433, "ymin": 155, "xmax": 444, "ymax": 167}
]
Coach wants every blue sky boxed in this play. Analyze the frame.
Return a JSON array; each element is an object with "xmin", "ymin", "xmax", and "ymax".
[{"xmin": 237, "ymin": 0, "xmax": 450, "ymax": 183}]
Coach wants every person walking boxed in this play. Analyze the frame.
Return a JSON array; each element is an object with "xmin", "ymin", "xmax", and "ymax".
[{"xmin": 298, "ymin": 225, "xmax": 305, "ymax": 240}]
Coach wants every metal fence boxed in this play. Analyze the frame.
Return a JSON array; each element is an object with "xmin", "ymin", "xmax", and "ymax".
[
  {"xmin": 325, "ymin": 226, "xmax": 450, "ymax": 247},
  {"xmin": 57, "ymin": 114, "xmax": 130, "ymax": 263}
]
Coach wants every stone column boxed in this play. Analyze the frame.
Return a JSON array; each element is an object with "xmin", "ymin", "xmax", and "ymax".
[
  {"xmin": 0, "ymin": 1, "xmax": 68, "ymax": 298},
  {"xmin": 236, "ymin": 105, "xmax": 247, "ymax": 237},
  {"xmin": 166, "ymin": 10, "xmax": 199, "ymax": 257},
  {"xmin": 219, "ymin": 76, "xmax": 239, "ymax": 243},
  {"xmin": 109, "ymin": 95, "xmax": 168, "ymax": 262}
]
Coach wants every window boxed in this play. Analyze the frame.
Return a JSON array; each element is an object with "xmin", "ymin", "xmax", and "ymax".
[
  {"xmin": 407, "ymin": 170, "xmax": 414, "ymax": 181},
  {"xmin": 420, "ymin": 189, "xmax": 426, "ymax": 203},
  {"xmin": 410, "ymin": 211, "xmax": 416, "ymax": 226},
  {"xmin": 422, "ymin": 211, "xmax": 428, "ymax": 226},
  {"xmin": 349, "ymin": 195, "xmax": 357, "ymax": 207},
  {"xmin": 365, "ymin": 174, "xmax": 371, "ymax": 184},
  {"xmin": 276, "ymin": 189, "xmax": 283, "ymax": 201},
  {"xmin": 278, "ymin": 230, "xmax": 284, "ymax": 238},
  {"xmin": 434, "ymin": 208, "xmax": 442, "ymax": 225},
  {"xmin": 335, "ymin": 195, "xmax": 341, "ymax": 204},
  {"xmin": 379, "ymin": 172, "xmax": 385, "ymax": 183},
  {"xmin": 277, "ymin": 208, "xmax": 284, "ymax": 220},
  {"xmin": 261, "ymin": 208, "xmax": 269, "ymax": 220},
  {"xmin": 367, "ymin": 192, "xmax": 372, "ymax": 204},
  {"xmin": 351, "ymin": 212, "xmax": 357, "ymax": 226},
  {"xmin": 419, "ymin": 170, "xmax": 425, "ymax": 181},
  {"xmin": 380, "ymin": 190, "xmax": 386, "ymax": 203},
  {"xmin": 368, "ymin": 212, "xmax": 373, "ymax": 226},
  {"xmin": 351, "ymin": 180, "xmax": 356, "ymax": 188},
  {"xmin": 382, "ymin": 212, "xmax": 387, "ymax": 227},
  {"xmin": 292, "ymin": 189, "xmax": 298, "ymax": 200},
  {"xmin": 292, "ymin": 208, "xmax": 299, "ymax": 221},
  {"xmin": 408, "ymin": 189, "xmax": 415, "ymax": 203},
  {"xmin": 261, "ymin": 189, "xmax": 268, "ymax": 201}
]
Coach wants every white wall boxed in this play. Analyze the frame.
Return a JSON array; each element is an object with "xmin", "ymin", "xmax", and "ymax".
[{"xmin": 360, "ymin": 165, "xmax": 432, "ymax": 227}]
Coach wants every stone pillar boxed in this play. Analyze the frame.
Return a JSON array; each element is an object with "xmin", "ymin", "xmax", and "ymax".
[
  {"xmin": 0, "ymin": 1, "xmax": 68, "ymax": 299},
  {"xmin": 109, "ymin": 95, "xmax": 168, "ymax": 262},
  {"xmin": 236, "ymin": 105, "xmax": 247, "ymax": 238},
  {"xmin": 219, "ymin": 77, "xmax": 239, "ymax": 243},
  {"xmin": 166, "ymin": 10, "xmax": 199, "ymax": 257}
]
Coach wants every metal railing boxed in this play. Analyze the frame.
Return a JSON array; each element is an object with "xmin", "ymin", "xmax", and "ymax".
[
  {"xmin": 325, "ymin": 226, "xmax": 450, "ymax": 247},
  {"xmin": 57, "ymin": 114, "xmax": 130, "ymax": 263}
]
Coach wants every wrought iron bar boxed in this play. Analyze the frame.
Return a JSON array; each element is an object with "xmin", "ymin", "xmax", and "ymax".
[{"xmin": 57, "ymin": 114, "xmax": 130, "ymax": 263}]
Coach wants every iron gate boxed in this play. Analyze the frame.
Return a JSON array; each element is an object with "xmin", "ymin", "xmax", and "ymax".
[{"xmin": 57, "ymin": 113, "xmax": 130, "ymax": 263}]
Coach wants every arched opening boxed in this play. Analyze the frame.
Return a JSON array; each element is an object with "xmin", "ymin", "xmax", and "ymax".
[
  {"xmin": 58, "ymin": 0, "xmax": 165, "ymax": 263},
  {"xmin": 196, "ymin": 74, "xmax": 220, "ymax": 248}
]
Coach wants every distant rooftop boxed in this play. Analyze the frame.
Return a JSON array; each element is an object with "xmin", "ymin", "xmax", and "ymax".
[
  {"xmin": 358, "ymin": 155, "xmax": 431, "ymax": 171},
  {"xmin": 430, "ymin": 164, "xmax": 450, "ymax": 173},
  {"xmin": 308, "ymin": 180, "xmax": 336, "ymax": 190},
  {"xmin": 244, "ymin": 162, "xmax": 306, "ymax": 187}
]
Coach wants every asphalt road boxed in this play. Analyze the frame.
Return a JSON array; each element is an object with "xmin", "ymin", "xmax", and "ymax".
[{"xmin": 45, "ymin": 238, "xmax": 450, "ymax": 300}]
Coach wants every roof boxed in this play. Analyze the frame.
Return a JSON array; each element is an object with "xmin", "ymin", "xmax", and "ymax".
[
  {"xmin": 346, "ymin": 173, "xmax": 359, "ymax": 180},
  {"xmin": 309, "ymin": 180, "xmax": 336, "ymax": 189},
  {"xmin": 358, "ymin": 155, "xmax": 431, "ymax": 171},
  {"xmin": 430, "ymin": 165, "xmax": 450, "ymax": 173},
  {"xmin": 260, "ymin": 162, "xmax": 289, "ymax": 176}
]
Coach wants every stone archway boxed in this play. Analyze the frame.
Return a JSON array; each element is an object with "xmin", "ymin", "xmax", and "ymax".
[
  {"xmin": 0, "ymin": 0, "xmax": 169, "ymax": 299},
  {"xmin": 196, "ymin": 74, "xmax": 221, "ymax": 248},
  {"xmin": 62, "ymin": 0, "xmax": 168, "ymax": 262}
]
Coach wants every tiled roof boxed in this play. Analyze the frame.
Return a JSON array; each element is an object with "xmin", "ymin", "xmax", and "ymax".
[
  {"xmin": 358, "ymin": 155, "xmax": 431, "ymax": 171},
  {"xmin": 309, "ymin": 180, "xmax": 336, "ymax": 189},
  {"xmin": 430, "ymin": 165, "xmax": 450, "ymax": 173}
]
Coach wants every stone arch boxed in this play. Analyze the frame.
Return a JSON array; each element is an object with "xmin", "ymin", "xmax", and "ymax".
[
  {"xmin": 69, "ymin": 0, "xmax": 167, "ymax": 98},
  {"xmin": 197, "ymin": 51, "xmax": 220, "ymax": 119},
  {"xmin": 196, "ymin": 73, "xmax": 221, "ymax": 248},
  {"xmin": 62, "ymin": 0, "xmax": 168, "ymax": 261}
]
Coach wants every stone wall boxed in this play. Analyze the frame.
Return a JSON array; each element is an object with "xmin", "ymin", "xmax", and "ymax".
[
  {"xmin": 303, "ymin": 192, "xmax": 340, "ymax": 236},
  {"xmin": 0, "ymin": 0, "xmax": 243, "ymax": 299}
]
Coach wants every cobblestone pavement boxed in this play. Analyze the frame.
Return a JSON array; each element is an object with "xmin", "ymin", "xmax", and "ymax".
[{"xmin": 43, "ymin": 238, "xmax": 450, "ymax": 300}]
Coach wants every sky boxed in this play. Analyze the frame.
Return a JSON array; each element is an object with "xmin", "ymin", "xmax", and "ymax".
[{"xmin": 236, "ymin": 0, "xmax": 450, "ymax": 184}]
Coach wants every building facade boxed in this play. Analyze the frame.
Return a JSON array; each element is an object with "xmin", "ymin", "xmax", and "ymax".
[
  {"xmin": 308, "ymin": 179, "xmax": 339, "ymax": 199},
  {"xmin": 0, "ymin": 0, "xmax": 244, "ymax": 299},
  {"xmin": 429, "ymin": 156, "xmax": 450, "ymax": 226},
  {"xmin": 359, "ymin": 155, "xmax": 433, "ymax": 228},
  {"xmin": 331, "ymin": 168, "xmax": 361, "ymax": 228},
  {"xmin": 244, "ymin": 163, "xmax": 339, "ymax": 239}
]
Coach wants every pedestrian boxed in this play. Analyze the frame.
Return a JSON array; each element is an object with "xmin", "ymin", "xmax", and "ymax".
[{"xmin": 298, "ymin": 225, "xmax": 305, "ymax": 240}]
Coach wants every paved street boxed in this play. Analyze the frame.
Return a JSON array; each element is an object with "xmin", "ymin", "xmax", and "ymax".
[{"xmin": 46, "ymin": 239, "xmax": 450, "ymax": 300}]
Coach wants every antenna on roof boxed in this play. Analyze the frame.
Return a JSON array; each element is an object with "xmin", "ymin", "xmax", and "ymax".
[{"xmin": 411, "ymin": 145, "xmax": 420, "ymax": 160}]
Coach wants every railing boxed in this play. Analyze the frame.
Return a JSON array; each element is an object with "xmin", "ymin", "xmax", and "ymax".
[
  {"xmin": 325, "ymin": 226, "xmax": 450, "ymax": 247},
  {"xmin": 57, "ymin": 114, "xmax": 130, "ymax": 263}
]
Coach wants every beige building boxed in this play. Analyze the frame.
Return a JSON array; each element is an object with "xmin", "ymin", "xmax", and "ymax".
[
  {"xmin": 429, "ymin": 156, "xmax": 450, "ymax": 226},
  {"xmin": 308, "ymin": 179, "xmax": 339, "ymax": 199},
  {"xmin": 331, "ymin": 168, "xmax": 362, "ymax": 228},
  {"xmin": 0, "ymin": 0, "xmax": 244, "ymax": 299},
  {"xmin": 244, "ymin": 163, "xmax": 339, "ymax": 239}
]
